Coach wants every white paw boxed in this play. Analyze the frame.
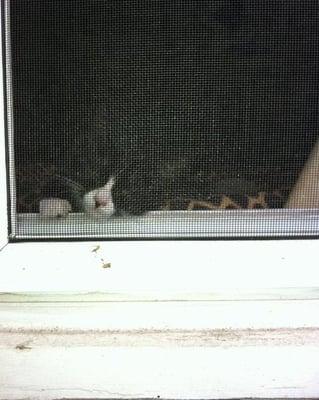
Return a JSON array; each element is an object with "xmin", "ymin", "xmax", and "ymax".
[
  {"xmin": 39, "ymin": 198, "xmax": 72, "ymax": 218},
  {"xmin": 83, "ymin": 177, "xmax": 115, "ymax": 218}
]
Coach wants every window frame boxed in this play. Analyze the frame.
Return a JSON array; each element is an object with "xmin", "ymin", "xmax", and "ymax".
[
  {"xmin": 1, "ymin": 1, "xmax": 319, "ymax": 397},
  {"xmin": 3, "ymin": 0, "xmax": 319, "ymax": 243}
]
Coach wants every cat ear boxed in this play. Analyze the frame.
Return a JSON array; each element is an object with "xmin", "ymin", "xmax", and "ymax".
[{"xmin": 105, "ymin": 176, "xmax": 115, "ymax": 192}]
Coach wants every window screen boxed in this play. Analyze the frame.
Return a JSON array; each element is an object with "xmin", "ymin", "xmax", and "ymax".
[{"xmin": 5, "ymin": 0, "xmax": 319, "ymax": 239}]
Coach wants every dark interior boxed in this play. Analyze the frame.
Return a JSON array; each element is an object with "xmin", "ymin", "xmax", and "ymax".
[{"xmin": 10, "ymin": 0, "xmax": 319, "ymax": 214}]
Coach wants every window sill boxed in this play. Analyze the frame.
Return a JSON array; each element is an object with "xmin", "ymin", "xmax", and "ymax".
[
  {"xmin": 2, "ymin": 216, "xmax": 319, "ymax": 398},
  {"xmin": 0, "ymin": 295, "xmax": 318, "ymax": 399}
]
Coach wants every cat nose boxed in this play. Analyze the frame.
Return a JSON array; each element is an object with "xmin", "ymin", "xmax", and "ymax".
[{"xmin": 94, "ymin": 196, "xmax": 108, "ymax": 208}]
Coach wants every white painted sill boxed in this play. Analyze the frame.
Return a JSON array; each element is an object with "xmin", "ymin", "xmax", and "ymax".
[
  {"xmin": 0, "ymin": 237, "xmax": 318, "ymax": 399},
  {"xmin": 1, "ymin": 292, "xmax": 319, "ymax": 399},
  {"xmin": 1, "ymin": 239, "xmax": 319, "ymax": 399}
]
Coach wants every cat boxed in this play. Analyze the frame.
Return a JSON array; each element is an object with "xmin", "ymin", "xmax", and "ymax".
[{"xmin": 39, "ymin": 163, "xmax": 268, "ymax": 218}]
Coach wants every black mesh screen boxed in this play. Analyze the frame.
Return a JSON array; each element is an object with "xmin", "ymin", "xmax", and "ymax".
[{"xmin": 7, "ymin": 0, "xmax": 319, "ymax": 238}]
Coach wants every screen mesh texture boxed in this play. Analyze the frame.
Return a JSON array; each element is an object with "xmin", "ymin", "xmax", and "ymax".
[{"xmin": 8, "ymin": 0, "xmax": 319, "ymax": 238}]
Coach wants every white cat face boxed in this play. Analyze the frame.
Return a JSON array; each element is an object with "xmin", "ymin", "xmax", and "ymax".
[{"xmin": 83, "ymin": 177, "xmax": 115, "ymax": 218}]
